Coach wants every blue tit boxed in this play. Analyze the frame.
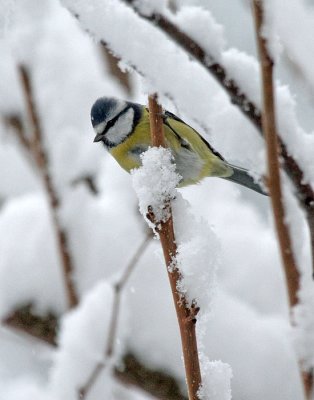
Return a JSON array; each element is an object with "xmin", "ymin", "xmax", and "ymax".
[{"xmin": 91, "ymin": 97, "xmax": 267, "ymax": 195}]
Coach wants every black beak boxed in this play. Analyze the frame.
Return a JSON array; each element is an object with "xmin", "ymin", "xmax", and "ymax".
[{"xmin": 93, "ymin": 132, "xmax": 104, "ymax": 142}]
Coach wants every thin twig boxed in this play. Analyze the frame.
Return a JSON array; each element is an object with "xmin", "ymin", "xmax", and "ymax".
[
  {"xmin": 253, "ymin": 1, "xmax": 309, "ymax": 398},
  {"xmin": 3, "ymin": 114, "xmax": 31, "ymax": 151},
  {"xmin": 147, "ymin": 94, "xmax": 202, "ymax": 400},
  {"xmin": 18, "ymin": 64, "xmax": 78, "ymax": 308},
  {"xmin": 71, "ymin": 175, "xmax": 99, "ymax": 195},
  {"xmin": 78, "ymin": 233, "xmax": 152, "ymax": 399}
]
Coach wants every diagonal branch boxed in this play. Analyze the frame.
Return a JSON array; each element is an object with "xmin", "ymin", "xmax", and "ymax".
[{"xmin": 18, "ymin": 64, "xmax": 78, "ymax": 308}]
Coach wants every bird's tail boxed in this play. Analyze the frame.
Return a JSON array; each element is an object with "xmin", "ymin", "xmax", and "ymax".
[{"xmin": 223, "ymin": 164, "xmax": 268, "ymax": 196}]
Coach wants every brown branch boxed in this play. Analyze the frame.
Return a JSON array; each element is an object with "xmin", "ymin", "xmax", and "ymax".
[
  {"xmin": 18, "ymin": 64, "xmax": 78, "ymax": 308},
  {"xmin": 3, "ymin": 114, "xmax": 31, "ymax": 151},
  {"xmin": 253, "ymin": 2, "xmax": 300, "ymax": 308},
  {"xmin": 100, "ymin": 46, "xmax": 132, "ymax": 94},
  {"xmin": 115, "ymin": 353, "xmax": 187, "ymax": 400},
  {"xmin": 3, "ymin": 304, "xmax": 58, "ymax": 345},
  {"xmin": 78, "ymin": 233, "xmax": 152, "ymax": 399},
  {"xmin": 147, "ymin": 94, "xmax": 202, "ymax": 400},
  {"xmin": 253, "ymin": 1, "xmax": 309, "ymax": 397}
]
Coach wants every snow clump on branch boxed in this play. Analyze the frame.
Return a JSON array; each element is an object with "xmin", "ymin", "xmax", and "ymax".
[{"xmin": 131, "ymin": 147, "xmax": 181, "ymax": 226}]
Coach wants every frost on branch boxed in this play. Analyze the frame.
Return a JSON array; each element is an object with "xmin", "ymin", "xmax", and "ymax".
[{"xmin": 131, "ymin": 147, "xmax": 181, "ymax": 225}]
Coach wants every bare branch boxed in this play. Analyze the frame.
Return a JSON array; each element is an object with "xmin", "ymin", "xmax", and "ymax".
[
  {"xmin": 3, "ymin": 114, "xmax": 31, "ymax": 151},
  {"xmin": 147, "ymin": 94, "xmax": 202, "ymax": 400},
  {"xmin": 3, "ymin": 304, "xmax": 58, "ymax": 345},
  {"xmin": 253, "ymin": 1, "xmax": 309, "ymax": 397},
  {"xmin": 18, "ymin": 64, "xmax": 79, "ymax": 308},
  {"xmin": 100, "ymin": 46, "xmax": 132, "ymax": 94},
  {"xmin": 71, "ymin": 174, "xmax": 99, "ymax": 195},
  {"xmin": 253, "ymin": 1, "xmax": 300, "ymax": 308},
  {"xmin": 115, "ymin": 353, "xmax": 187, "ymax": 400}
]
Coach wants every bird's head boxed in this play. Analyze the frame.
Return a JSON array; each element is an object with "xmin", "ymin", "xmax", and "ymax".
[{"xmin": 91, "ymin": 97, "xmax": 139, "ymax": 148}]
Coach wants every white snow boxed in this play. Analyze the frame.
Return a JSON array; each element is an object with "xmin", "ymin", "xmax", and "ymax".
[
  {"xmin": 0, "ymin": 193, "xmax": 67, "ymax": 317},
  {"xmin": 49, "ymin": 281, "xmax": 118, "ymax": 400},
  {"xmin": 167, "ymin": 6, "xmax": 226, "ymax": 62},
  {"xmin": 198, "ymin": 356, "xmax": 232, "ymax": 400},
  {"xmin": 131, "ymin": 147, "xmax": 181, "ymax": 225},
  {"xmin": 173, "ymin": 194, "xmax": 219, "ymax": 309}
]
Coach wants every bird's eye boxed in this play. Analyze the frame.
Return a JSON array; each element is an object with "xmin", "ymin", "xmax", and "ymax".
[
  {"xmin": 104, "ymin": 117, "xmax": 117, "ymax": 132},
  {"xmin": 103, "ymin": 107, "xmax": 130, "ymax": 134}
]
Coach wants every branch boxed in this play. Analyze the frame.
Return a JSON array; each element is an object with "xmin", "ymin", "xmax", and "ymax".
[
  {"xmin": 3, "ymin": 303, "xmax": 58, "ymax": 345},
  {"xmin": 3, "ymin": 114, "xmax": 31, "ymax": 151},
  {"xmin": 147, "ymin": 94, "xmax": 201, "ymax": 400},
  {"xmin": 78, "ymin": 233, "xmax": 152, "ymax": 399},
  {"xmin": 115, "ymin": 353, "xmax": 187, "ymax": 400},
  {"xmin": 253, "ymin": 2, "xmax": 300, "ymax": 308},
  {"xmin": 253, "ymin": 1, "xmax": 309, "ymax": 397},
  {"xmin": 18, "ymin": 64, "xmax": 78, "ymax": 308},
  {"xmin": 71, "ymin": 174, "xmax": 99, "ymax": 195},
  {"xmin": 100, "ymin": 45, "xmax": 132, "ymax": 94}
]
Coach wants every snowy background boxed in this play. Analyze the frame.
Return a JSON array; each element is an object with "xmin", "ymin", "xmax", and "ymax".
[{"xmin": 0, "ymin": 0, "xmax": 313, "ymax": 399}]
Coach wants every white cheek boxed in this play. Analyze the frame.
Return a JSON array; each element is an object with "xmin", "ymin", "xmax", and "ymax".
[{"xmin": 106, "ymin": 108, "xmax": 135, "ymax": 144}]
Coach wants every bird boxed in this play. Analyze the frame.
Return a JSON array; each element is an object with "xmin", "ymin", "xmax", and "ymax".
[{"xmin": 91, "ymin": 97, "xmax": 267, "ymax": 195}]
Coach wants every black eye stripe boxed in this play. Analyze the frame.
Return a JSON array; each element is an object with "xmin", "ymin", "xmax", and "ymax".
[{"xmin": 104, "ymin": 106, "xmax": 131, "ymax": 134}]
